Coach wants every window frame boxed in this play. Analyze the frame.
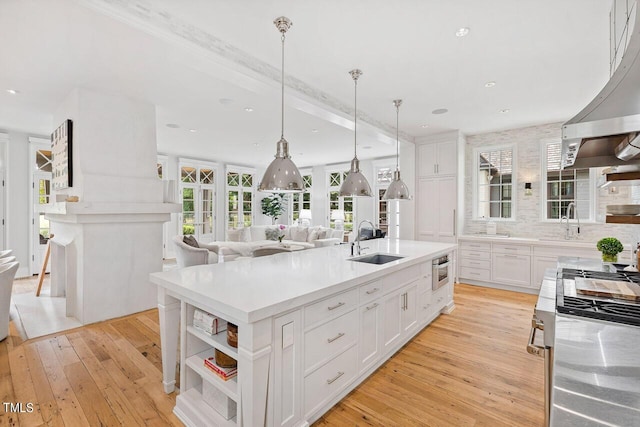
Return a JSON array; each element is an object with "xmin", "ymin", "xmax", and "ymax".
[
  {"xmin": 290, "ymin": 169, "xmax": 312, "ymax": 224},
  {"xmin": 178, "ymin": 158, "xmax": 218, "ymax": 241},
  {"xmin": 326, "ymin": 166, "xmax": 356, "ymax": 231},
  {"xmin": 472, "ymin": 144, "xmax": 517, "ymax": 221},
  {"xmin": 540, "ymin": 139, "xmax": 596, "ymax": 223}
]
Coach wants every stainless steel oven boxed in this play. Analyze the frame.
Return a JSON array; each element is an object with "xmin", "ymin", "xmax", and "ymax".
[{"xmin": 432, "ymin": 254, "xmax": 450, "ymax": 290}]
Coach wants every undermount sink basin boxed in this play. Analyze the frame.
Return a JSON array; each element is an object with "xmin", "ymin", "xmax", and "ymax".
[{"xmin": 349, "ymin": 253, "xmax": 405, "ymax": 265}]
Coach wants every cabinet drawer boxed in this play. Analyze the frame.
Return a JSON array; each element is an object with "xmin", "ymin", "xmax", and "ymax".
[
  {"xmin": 459, "ymin": 266, "xmax": 491, "ymax": 282},
  {"xmin": 305, "ymin": 289, "xmax": 358, "ymax": 328},
  {"xmin": 304, "ymin": 346, "xmax": 358, "ymax": 417},
  {"xmin": 460, "ymin": 257, "xmax": 490, "ymax": 269},
  {"xmin": 432, "ymin": 284, "xmax": 448, "ymax": 311},
  {"xmin": 460, "ymin": 249, "xmax": 491, "ymax": 260},
  {"xmin": 492, "ymin": 253, "xmax": 531, "ymax": 287},
  {"xmin": 459, "ymin": 241, "xmax": 491, "ymax": 251},
  {"xmin": 304, "ymin": 309, "xmax": 358, "ymax": 373},
  {"xmin": 417, "ymin": 290, "xmax": 433, "ymax": 322},
  {"xmin": 359, "ymin": 280, "xmax": 383, "ymax": 305},
  {"xmin": 382, "ymin": 264, "xmax": 420, "ymax": 294},
  {"xmin": 492, "ymin": 243, "xmax": 531, "ymax": 255}
]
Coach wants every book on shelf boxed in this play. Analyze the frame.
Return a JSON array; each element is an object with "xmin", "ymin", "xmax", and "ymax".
[
  {"xmin": 193, "ymin": 309, "xmax": 228, "ymax": 335},
  {"xmin": 204, "ymin": 357, "xmax": 238, "ymax": 381}
]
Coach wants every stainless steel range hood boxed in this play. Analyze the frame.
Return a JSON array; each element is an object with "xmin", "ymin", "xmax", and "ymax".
[{"xmin": 562, "ymin": 4, "xmax": 640, "ymax": 169}]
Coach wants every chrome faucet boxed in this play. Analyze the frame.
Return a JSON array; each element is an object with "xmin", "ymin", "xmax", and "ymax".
[
  {"xmin": 354, "ymin": 219, "xmax": 375, "ymax": 256},
  {"xmin": 562, "ymin": 202, "xmax": 581, "ymax": 240}
]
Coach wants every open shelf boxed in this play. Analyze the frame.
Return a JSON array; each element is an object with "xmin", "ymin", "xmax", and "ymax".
[
  {"xmin": 175, "ymin": 388, "xmax": 237, "ymax": 427},
  {"xmin": 606, "ymin": 215, "xmax": 640, "ymax": 224},
  {"xmin": 187, "ymin": 326, "xmax": 238, "ymax": 358},
  {"xmin": 185, "ymin": 349, "xmax": 238, "ymax": 401}
]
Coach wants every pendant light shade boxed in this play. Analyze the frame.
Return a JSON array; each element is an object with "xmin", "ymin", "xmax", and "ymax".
[
  {"xmin": 383, "ymin": 99, "xmax": 411, "ymax": 200},
  {"xmin": 259, "ymin": 16, "xmax": 303, "ymax": 193},
  {"xmin": 340, "ymin": 69, "xmax": 372, "ymax": 197}
]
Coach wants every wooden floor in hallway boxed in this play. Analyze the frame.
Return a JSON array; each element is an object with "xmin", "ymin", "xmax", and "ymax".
[{"xmin": 1, "ymin": 283, "xmax": 543, "ymax": 427}]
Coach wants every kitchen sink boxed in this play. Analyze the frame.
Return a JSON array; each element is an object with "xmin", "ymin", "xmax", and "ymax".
[{"xmin": 349, "ymin": 253, "xmax": 405, "ymax": 265}]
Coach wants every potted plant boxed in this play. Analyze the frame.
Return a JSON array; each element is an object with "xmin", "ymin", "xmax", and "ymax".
[
  {"xmin": 596, "ymin": 237, "xmax": 624, "ymax": 262},
  {"xmin": 261, "ymin": 193, "xmax": 287, "ymax": 225}
]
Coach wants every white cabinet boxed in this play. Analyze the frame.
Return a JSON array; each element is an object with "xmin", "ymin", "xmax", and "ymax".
[
  {"xmin": 418, "ymin": 140, "xmax": 457, "ymax": 177},
  {"xmin": 382, "ymin": 280, "xmax": 418, "ymax": 353},
  {"xmin": 492, "ymin": 253, "xmax": 531, "ymax": 288},
  {"xmin": 358, "ymin": 299, "xmax": 382, "ymax": 373},
  {"xmin": 417, "ymin": 176, "xmax": 457, "ymax": 243}
]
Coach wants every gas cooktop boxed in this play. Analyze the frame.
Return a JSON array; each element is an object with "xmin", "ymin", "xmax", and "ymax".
[{"xmin": 557, "ymin": 268, "xmax": 640, "ymax": 327}]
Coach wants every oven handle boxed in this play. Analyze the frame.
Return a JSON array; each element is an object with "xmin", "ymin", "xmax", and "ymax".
[
  {"xmin": 526, "ymin": 318, "xmax": 546, "ymax": 357},
  {"xmin": 433, "ymin": 261, "xmax": 450, "ymax": 270}
]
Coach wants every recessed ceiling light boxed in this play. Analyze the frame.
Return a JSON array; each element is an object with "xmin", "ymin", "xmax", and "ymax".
[
  {"xmin": 432, "ymin": 108, "xmax": 449, "ymax": 115},
  {"xmin": 484, "ymin": 81, "xmax": 496, "ymax": 88},
  {"xmin": 219, "ymin": 98, "xmax": 233, "ymax": 105},
  {"xmin": 6, "ymin": 89, "xmax": 20, "ymax": 95},
  {"xmin": 311, "ymin": 129, "xmax": 319, "ymax": 133},
  {"xmin": 455, "ymin": 27, "xmax": 470, "ymax": 37},
  {"xmin": 189, "ymin": 129, "xmax": 197, "ymax": 133},
  {"xmin": 244, "ymin": 107, "xmax": 254, "ymax": 112},
  {"xmin": 253, "ymin": 143, "xmax": 260, "ymax": 147},
  {"xmin": 166, "ymin": 123, "xmax": 180, "ymax": 128},
  {"xmin": 421, "ymin": 124, "xmax": 429, "ymax": 128},
  {"xmin": 499, "ymin": 109, "xmax": 510, "ymax": 113}
]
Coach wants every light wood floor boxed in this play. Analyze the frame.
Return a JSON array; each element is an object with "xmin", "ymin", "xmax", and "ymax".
[{"xmin": 1, "ymin": 282, "xmax": 543, "ymax": 427}]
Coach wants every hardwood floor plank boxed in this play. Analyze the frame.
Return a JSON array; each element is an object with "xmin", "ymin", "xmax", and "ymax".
[
  {"xmin": 62, "ymin": 361, "xmax": 120, "ymax": 426},
  {"xmin": 7, "ymin": 345, "xmax": 42, "ymax": 427},
  {"xmin": 35, "ymin": 340, "xmax": 90, "ymax": 426},
  {"xmin": 22, "ymin": 344, "xmax": 63, "ymax": 426},
  {"xmin": 0, "ymin": 337, "xmax": 18, "ymax": 427}
]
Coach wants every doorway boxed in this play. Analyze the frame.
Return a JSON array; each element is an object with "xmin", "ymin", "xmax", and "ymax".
[{"xmin": 30, "ymin": 142, "xmax": 52, "ymax": 275}]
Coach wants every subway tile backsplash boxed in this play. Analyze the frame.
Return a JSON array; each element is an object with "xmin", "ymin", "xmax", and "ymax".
[{"xmin": 463, "ymin": 122, "xmax": 640, "ymax": 247}]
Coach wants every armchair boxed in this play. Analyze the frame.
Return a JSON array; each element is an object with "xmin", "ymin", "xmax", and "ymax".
[
  {"xmin": 173, "ymin": 236, "xmax": 219, "ymax": 268},
  {"xmin": 0, "ymin": 262, "xmax": 19, "ymax": 341}
]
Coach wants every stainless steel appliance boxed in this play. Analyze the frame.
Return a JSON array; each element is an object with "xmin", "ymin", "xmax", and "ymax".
[
  {"xmin": 530, "ymin": 264, "xmax": 640, "ymax": 426},
  {"xmin": 432, "ymin": 255, "xmax": 450, "ymax": 290}
]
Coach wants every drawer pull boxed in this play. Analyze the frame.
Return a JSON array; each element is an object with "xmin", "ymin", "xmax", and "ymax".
[
  {"xmin": 470, "ymin": 272, "xmax": 480, "ymax": 275},
  {"xmin": 328, "ymin": 302, "xmax": 345, "ymax": 311},
  {"xmin": 470, "ymin": 261, "xmax": 481, "ymax": 265},
  {"xmin": 365, "ymin": 302, "xmax": 379, "ymax": 311},
  {"xmin": 326, "ymin": 371, "xmax": 345, "ymax": 385},
  {"xmin": 366, "ymin": 288, "xmax": 380, "ymax": 295},
  {"xmin": 327, "ymin": 332, "xmax": 345, "ymax": 343},
  {"xmin": 502, "ymin": 254, "xmax": 519, "ymax": 258}
]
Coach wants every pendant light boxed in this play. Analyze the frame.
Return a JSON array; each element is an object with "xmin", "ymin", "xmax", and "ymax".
[
  {"xmin": 339, "ymin": 69, "xmax": 372, "ymax": 197},
  {"xmin": 259, "ymin": 16, "xmax": 303, "ymax": 193},
  {"xmin": 383, "ymin": 99, "xmax": 411, "ymax": 200}
]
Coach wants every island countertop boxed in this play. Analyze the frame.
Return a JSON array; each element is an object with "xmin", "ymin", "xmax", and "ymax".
[{"xmin": 150, "ymin": 238, "xmax": 456, "ymax": 323}]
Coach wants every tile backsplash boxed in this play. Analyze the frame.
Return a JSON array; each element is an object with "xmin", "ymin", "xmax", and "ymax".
[{"xmin": 463, "ymin": 122, "xmax": 640, "ymax": 247}]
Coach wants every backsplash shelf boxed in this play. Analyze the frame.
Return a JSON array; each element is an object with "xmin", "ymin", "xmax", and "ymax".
[{"xmin": 605, "ymin": 215, "xmax": 640, "ymax": 224}]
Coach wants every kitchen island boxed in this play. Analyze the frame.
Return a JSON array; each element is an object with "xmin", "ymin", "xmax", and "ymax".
[{"xmin": 150, "ymin": 239, "xmax": 456, "ymax": 426}]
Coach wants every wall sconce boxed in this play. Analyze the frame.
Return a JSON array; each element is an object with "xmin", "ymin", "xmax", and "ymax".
[{"xmin": 524, "ymin": 182, "xmax": 532, "ymax": 196}]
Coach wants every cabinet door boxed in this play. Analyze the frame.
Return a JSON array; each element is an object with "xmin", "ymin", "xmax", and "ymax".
[
  {"xmin": 492, "ymin": 254, "xmax": 531, "ymax": 288},
  {"xmin": 382, "ymin": 289, "xmax": 403, "ymax": 353},
  {"xmin": 418, "ymin": 143, "xmax": 437, "ymax": 177},
  {"xmin": 273, "ymin": 310, "xmax": 302, "ymax": 427},
  {"xmin": 436, "ymin": 140, "xmax": 457, "ymax": 175},
  {"xmin": 359, "ymin": 299, "xmax": 382, "ymax": 373},
  {"xmin": 533, "ymin": 256, "xmax": 558, "ymax": 289},
  {"xmin": 437, "ymin": 176, "xmax": 457, "ymax": 242},
  {"xmin": 417, "ymin": 178, "xmax": 438, "ymax": 241},
  {"xmin": 401, "ymin": 282, "xmax": 418, "ymax": 334}
]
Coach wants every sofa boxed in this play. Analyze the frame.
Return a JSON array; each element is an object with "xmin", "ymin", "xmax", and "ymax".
[{"xmin": 214, "ymin": 225, "xmax": 343, "ymax": 262}]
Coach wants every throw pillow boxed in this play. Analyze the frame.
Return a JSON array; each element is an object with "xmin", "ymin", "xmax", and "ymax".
[
  {"xmin": 316, "ymin": 229, "xmax": 328, "ymax": 240},
  {"xmin": 227, "ymin": 229, "xmax": 241, "ymax": 242},
  {"xmin": 239, "ymin": 227, "xmax": 251, "ymax": 242},
  {"xmin": 283, "ymin": 225, "xmax": 291, "ymax": 240},
  {"xmin": 183, "ymin": 235, "xmax": 199, "ymax": 248},
  {"xmin": 291, "ymin": 226, "xmax": 308, "ymax": 242},
  {"xmin": 265, "ymin": 227, "xmax": 280, "ymax": 241},
  {"xmin": 308, "ymin": 226, "xmax": 321, "ymax": 241}
]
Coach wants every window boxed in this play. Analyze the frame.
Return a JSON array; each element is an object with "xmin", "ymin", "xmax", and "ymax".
[
  {"xmin": 291, "ymin": 174, "xmax": 312, "ymax": 223},
  {"xmin": 226, "ymin": 166, "xmax": 255, "ymax": 231},
  {"xmin": 179, "ymin": 160, "xmax": 217, "ymax": 240},
  {"xmin": 327, "ymin": 171, "xmax": 354, "ymax": 231},
  {"xmin": 474, "ymin": 146, "xmax": 515, "ymax": 220},
  {"xmin": 542, "ymin": 141, "xmax": 593, "ymax": 221},
  {"xmin": 375, "ymin": 166, "xmax": 394, "ymax": 235}
]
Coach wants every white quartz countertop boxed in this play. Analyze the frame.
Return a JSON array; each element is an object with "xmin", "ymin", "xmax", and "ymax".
[
  {"xmin": 459, "ymin": 234, "xmax": 630, "ymax": 250},
  {"xmin": 551, "ymin": 315, "xmax": 640, "ymax": 426},
  {"xmin": 150, "ymin": 239, "xmax": 456, "ymax": 324}
]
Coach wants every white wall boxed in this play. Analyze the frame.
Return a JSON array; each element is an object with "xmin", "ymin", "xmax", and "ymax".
[
  {"xmin": 399, "ymin": 140, "xmax": 416, "ymax": 239},
  {"xmin": 463, "ymin": 122, "xmax": 640, "ymax": 244}
]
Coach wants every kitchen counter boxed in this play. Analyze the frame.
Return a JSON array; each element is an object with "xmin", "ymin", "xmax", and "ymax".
[
  {"xmin": 151, "ymin": 238, "xmax": 457, "ymax": 426},
  {"xmin": 460, "ymin": 234, "xmax": 632, "ymax": 250},
  {"xmin": 551, "ymin": 315, "xmax": 640, "ymax": 426}
]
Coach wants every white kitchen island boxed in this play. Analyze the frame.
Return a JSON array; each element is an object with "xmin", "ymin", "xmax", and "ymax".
[{"xmin": 150, "ymin": 239, "xmax": 457, "ymax": 427}]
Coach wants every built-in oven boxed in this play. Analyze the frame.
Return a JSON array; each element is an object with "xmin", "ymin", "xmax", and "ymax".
[{"xmin": 432, "ymin": 254, "xmax": 450, "ymax": 290}]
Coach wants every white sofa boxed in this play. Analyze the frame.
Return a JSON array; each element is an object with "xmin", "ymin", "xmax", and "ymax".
[
  {"xmin": 173, "ymin": 236, "xmax": 220, "ymax": 267},
  {"xmin": 214, "ymin": 225, "xmax": 343, "ymax": 261}
]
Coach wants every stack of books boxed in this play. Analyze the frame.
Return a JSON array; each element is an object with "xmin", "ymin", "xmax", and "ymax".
[
  {"xmin": 193, "ymin": 309, "xmax": 227, "ymax": 335},
  {"xmin": 204, "ymin": 356, "xmax": 238, "ymax": 381}
]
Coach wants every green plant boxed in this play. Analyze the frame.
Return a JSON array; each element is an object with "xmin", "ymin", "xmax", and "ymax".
[
  {"xmin": 261, "ymin": 193, "xmax": 287, "ymax": 224},
  {"xmin": 596, "ymin": 237, "xmax": 623, "ymax": 256}
]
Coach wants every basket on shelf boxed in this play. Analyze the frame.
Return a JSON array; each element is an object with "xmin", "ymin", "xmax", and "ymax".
[
  {"xmin": 227, "ymin": 323, "xmax": 238, "ymax": 348},
  {"xmin": 214, "ymin": 349, "xmax": 237, "ymax": 368}
]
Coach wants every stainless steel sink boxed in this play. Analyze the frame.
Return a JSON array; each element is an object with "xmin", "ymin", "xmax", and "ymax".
[{"xmin": 349, "ymin": 253, "xmax": 405, "ymax": 265}]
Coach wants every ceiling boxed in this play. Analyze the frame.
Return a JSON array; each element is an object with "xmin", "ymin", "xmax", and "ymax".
[{"xmin": 0, "ymin": 0, "xmax": 613, "ymax": 168}]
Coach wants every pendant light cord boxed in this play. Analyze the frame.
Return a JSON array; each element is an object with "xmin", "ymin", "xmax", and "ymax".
[
  {"xmin": 396, "ymin": 103, "xmax": 400, "ymax": 170},
  {"xmin": 353, "ymin": 77, "xmax": 357, "ymax": 157},
  {"xmin": 281, "ymin": 33, "xmax": 285, "ymax": 139}
]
